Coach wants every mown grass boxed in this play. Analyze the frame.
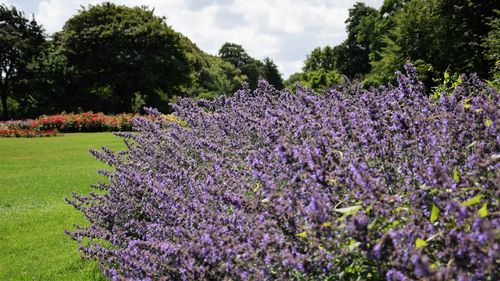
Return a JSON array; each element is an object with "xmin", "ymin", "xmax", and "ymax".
[{"xmin": 0, "ymin": 133, "xmax": 124, "ymax": 280}]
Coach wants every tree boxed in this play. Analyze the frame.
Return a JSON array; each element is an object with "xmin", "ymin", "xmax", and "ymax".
[
  {"xmin": 27, "ymin": 39, "xmax": 78, "ymax": 117},
  {"xmin": 368, "ymin": 0, "xmax": 497, "ymax": 86},
  {"xmin": 482, "ymin": 9, "xmax": 500, "ymax": 64},
  {"xmin": 285, "ymin": 69, "xmax": 341, "ymax": 93},
  {"xmin": 303, "ymin": 46, "xmax": 336, "ymax": 72},
  {"xmin": 56, "ymin": 2, "xmax": 192, "ymax": 113},
  {"xmin": 193, "ymin": 55, "xmax": 245, "ymax": 99},
  {"xmin": 218, "ymin": 42, "xmax": 251, "ymax": 68},
  {"xmin": 482, "ymin": 9, "xmax": 500, "ymax": 88},
  {"xmin": 434, "ymin": 0, "xmax": 497, "ymax": 78},
  {"xmin": 262, "ymin": 57, "xmax": 283, "ymax": 90},
  {"xmin": 288, "ymin": 45, "xmax": 342, "ymax": 92},
  {"xmin": 0, "ymin": 4, "xmax": 45, "ymax": 120},
  {"xmin": 336, "ymin": 2, "xmax": 378, "ymax": 78},
  {"xmin": 218, "ymin": 42, "xmax": 265, "ymax": 90}
]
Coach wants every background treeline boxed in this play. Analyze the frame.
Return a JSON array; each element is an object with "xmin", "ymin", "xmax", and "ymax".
[
  {"xmin": 1, "ymin": 0, "xmax": 499, "ymax": 120},
  {"xmin": 0, "ymin": 3, "xmax": 284, "ymax": 120},
  {"xmin": 287, "ymin": 0, "xmax": 499, "ymax": 91}
]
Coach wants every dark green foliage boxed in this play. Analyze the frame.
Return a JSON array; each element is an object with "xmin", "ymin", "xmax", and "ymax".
[
  {"xmin": 218, "ymin": 42, "xmax": 252, "ymax": 68},
  {"xmin": 369, "ymin": 0, "xmax": 497, "ymax": 85},
  {"xmin": 482, "ymin": 10, "xmax": 500, "ymax": 64},
  {"xmin": 183, "ymin": 38, "xmax": 245, "ymax": 99},
  {"xmin": 54, "ymin": 2, "xmax": 192, "ymax": 113},
  {"xmin": 219, "ymin": 42, "xmax": 263, "ymax": 89},
  {"xmin": 240, "ymin": 60, "xmax": 264, "ymax": 89},
  {"xmin": 340, "ymin": 2, "xmax": 378, "ymax": 77},
  {"xmin": 0, "ymin": 4, "xmax": 45, "ymax": 120},
  {"xmin": 303, "ymin": 46, "xmax": 336, "ymax": 72},
  {"xmin": 28, "ymin": 40, "xmax": 77, "ymax": 117},
  {"xmin": 285, "ymin": 69, "xmax": 341, "ymax": 93},
  {"xmin": 262, "ymin": 57, "xmax": 284, "ymax": 90},
  {"xmin": 483, "ymin": 11, "xmax": 500, "ymax": 89},
  {"xmin": 218, "ymin": 42, "xmax": 284, "ymax": 90},
  {"xmin": 286, "ymin": 3, "xmax": 378, "ymax": 90},
  {"xmin": 297, "ymin": 0, "xmax": 498, "ymax": 88},
  {"xmin": 285, "ymin": 46, "xmax": 342, "ymax": 92},
  {"xmin": 3, "ymin": 2, "xmax": 284, "ymax": 118},
  {"xmin": 435, "ymin": 0, "xmax": 497, "ymax": 77}
]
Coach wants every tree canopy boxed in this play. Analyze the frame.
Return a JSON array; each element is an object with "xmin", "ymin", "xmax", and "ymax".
[
  {"xmin": 218, "ymin": 42, "xmax": 284, "ymax": 90},
  {"xmin": 55, "ymin": 3, "xmax": 192, "ymax": 113},
  {"xmin": 1, "ymin": 3, "xmax": 285, "ymax": 119},
  {"xmin": 1, "ymin": 0, "xmax": 497, "ymax": 119},
  {"xmin": 287, "ymin": 0, "xmax": 499, "ymax": 89},
  {"xmin": 0, "ymin": 4, "xmax": 45, "ymax": 120}
]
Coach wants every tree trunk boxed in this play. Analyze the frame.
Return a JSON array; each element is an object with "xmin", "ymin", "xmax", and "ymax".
[{"xmin": 1, "ymin": 90, "xmax": 9, "ymax": 121}]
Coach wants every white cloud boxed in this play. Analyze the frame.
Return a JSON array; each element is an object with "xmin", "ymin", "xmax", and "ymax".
[{"xmin": 5, "ymin": 0, "xmax": 384, "ymax": 77}]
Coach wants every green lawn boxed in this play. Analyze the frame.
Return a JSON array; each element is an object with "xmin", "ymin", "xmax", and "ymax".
[{"xmin": 0, "ymin": 133, "xmax": 124, "ymax": 280}]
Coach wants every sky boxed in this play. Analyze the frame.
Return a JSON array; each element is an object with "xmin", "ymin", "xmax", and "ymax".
[{"xmin": 0, "ymin": 0, "xmax": 383, "ymax": 78}]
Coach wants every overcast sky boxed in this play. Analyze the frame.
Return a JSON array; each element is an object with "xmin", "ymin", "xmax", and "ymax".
[{"xmin": 0, "ymin": 0, "xmax": 383, "ymax": 78}]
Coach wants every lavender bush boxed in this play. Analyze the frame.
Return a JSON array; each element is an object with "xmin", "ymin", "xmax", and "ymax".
[{"xmin": 67, "ymin": 65, "xmax": 499, "ymax": 280}]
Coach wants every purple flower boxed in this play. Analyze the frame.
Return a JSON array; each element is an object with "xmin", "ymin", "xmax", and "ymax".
[{"xmin": 66, "ymin": 65, "xmax": 499, "ymax": 280}]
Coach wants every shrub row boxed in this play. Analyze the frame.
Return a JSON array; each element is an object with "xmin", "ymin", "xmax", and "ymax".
[
  {"xmin": 68, "ymin": 65, "xmax": 499, "ymax": 280},
  {"xmin": 0, "ymin": 112, "xmax": 137, "ymax": 137},
  {"xmin": 0, "ymin": 129, "xmax": 58, "ymax": 137},
  {"xmin": 36, "ymin": 112, "xmax": 136, "ymax": 132}
]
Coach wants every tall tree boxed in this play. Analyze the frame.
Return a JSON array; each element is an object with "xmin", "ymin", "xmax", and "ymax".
[
  {"xmin": 303, "ymin": 46, "xmax": 336, "ymax": 72},
  {"xmin": 28, "ymin": 39, "xmax": 77, "ymax": 116},
  {"xmin": 262, "ymin": 57, "xmax": 284, "ymax": 90},
  {"xmin": 435, "ymin": 0, "xmax": 497, "ymax": 78},
  {"xmin": 0, "ymin": 4, "xmax": 45, "ymax": 120},
  {"xmin": 336, "ymin": 2, "xmax": 378, "ymax": 78},
  {"xmin": 57, "ymin": 2, "xmax": 192, "ymax": 113},
  {"xmin": 218, "ymin": 42, "xmax": 252, "ymax": 68},
  {"xmin": 218, "ymin": 42, "xmax": 264, "ymax": 90},
  {"xmin": 368, "ymin": 0, "xmax": 497, "ymax": 85},
  {"xmin": 286, "ymin": 46, "xmax": 341, "ymax": 92}
]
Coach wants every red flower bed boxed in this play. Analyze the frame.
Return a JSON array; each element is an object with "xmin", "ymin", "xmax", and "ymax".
[
  {"xmin": 0, "ymin": 129, "xmax": 58, "ymax": 137},
  {"xmin": 36, "ymin": 112, "xmax": 136, "ymax": 132},
  {"xmin": 0, "ymin": 112, "xmax": 137, "ymax": 137}
]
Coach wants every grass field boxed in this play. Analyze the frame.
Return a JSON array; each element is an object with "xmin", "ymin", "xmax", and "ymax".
[{"xmin": 0, "ymin": 133, "xmax": 124, "ymax": 280}]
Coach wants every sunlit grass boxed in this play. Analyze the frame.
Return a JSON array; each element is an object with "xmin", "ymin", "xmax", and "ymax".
[{"xmin": 0, "ymin": 133, "xmax": 124, "ymax": 280}]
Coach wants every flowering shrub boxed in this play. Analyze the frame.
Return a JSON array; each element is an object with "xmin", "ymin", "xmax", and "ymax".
[
  {"xmin": 36, "ymin": 112, "xmax": 136, "ymax": 132},
  {"xmin": 67, "ymin": 65, "xmax": 499, "ymax": 280},
  {"xmin": 0, "ymin": 128, "xmax": 58, "ymax": 137},
  {"xmin": 0, "ymin": 120, "xmax": 57, "ymax": 137},
  {"xmin": 0, "ymin": 112, "xmax": 137, "ymax": 137}
]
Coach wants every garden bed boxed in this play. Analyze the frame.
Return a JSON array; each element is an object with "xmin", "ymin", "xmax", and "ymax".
[{"xmin": 0, "ymin": 112, "xmax": 137, "ymax": 137}]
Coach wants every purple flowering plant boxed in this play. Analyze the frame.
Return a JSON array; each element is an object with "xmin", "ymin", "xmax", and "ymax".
[{"xmin": 67, "ymin": 65, "xmax": 499, "ymax": 280}]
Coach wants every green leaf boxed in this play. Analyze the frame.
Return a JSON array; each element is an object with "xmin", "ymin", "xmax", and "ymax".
[
  {"xmin": 430, "ymin": 204, "xmax": 439, "ymax": 223},
  {"xmin": 478, "ymin": 203, "xmax": 488, "ymax": 218},
  {"xmin": 461, "ymin": 195, "xmax": 483, "ymax": 207},
  {"xmin": 485, "ymin": 118, "xmax": 493, "ymax": 127},
  {"xmin": 334, "ymin": 205, "xmax": 362, "ymax": 216},
  {"xmin": 348, "ymin": 239, "xmax": 361, "ymax": 251},
  {"xmin": 415, "ymin": 238, "xmax": 427, "ymax": 249},
  {"xmin": 453, "ymin": 167, "xmax": 460, "ymax": 183},
  {"xmin": 444, "ymin": 72, "xmax": 450, "ymax": 84},
  {"xmin": 296, "ymin": 231, "xmax": 308, "ymax": 238},
  {"xmin": 367, "ymin": 217, "xmax": 378, "ymax": 230},
  {"xmin": 466, "ymin": 141, "xmax": 477, "ymax": 149},
  {"xmin": 321, "ymin": 222, "xmax": 332, "ymax": 227},
  {"xmin": 463, "ymin": 98, "xmax": 471, "ymax": 109}
]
